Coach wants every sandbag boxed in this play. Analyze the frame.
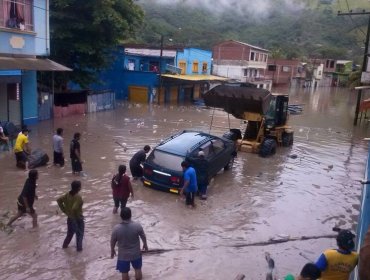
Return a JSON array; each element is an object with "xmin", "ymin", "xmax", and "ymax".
[{"xmin": 28, "ymin": 148, "xmax": 49, "ymax": 168}]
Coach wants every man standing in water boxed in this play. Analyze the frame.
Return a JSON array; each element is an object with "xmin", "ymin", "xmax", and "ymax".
[
  {"xmin": 14, "ymin": 128, "xmax": 30, "ymax": 170},
  {"xmin": 180, "ymin": 161, "xmax": 198, "ymax": 208},
  {"xmin": 196, "ymin": 151, "xmax": 209, "ymax": 200},
  {"xmin": 129, "ymin": 145, "xmax": 151, "ymax": 180},
  {"xmin": 70, "ymin": 132, "xmax": 83, "ymax": 175},
  {"xmin": 315, "ymin": 229, "xmax": 358, "ymax": 279},
  {"xmin": 7, "ymin": 169, "xmax": 39, "ymax": 228},
  {"xmin": 111, "ymin": 207, "xmax": 148, "ymax": 280},
  {"xmin": 57, "ymin": 180, "xmax": 84, "ymax": 252},
  {"xmin": 53, "ymin": 128, "xmax": 64, "ymax": 167}
]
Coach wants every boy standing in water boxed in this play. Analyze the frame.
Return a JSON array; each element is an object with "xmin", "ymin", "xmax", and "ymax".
[
  {"xmin": 7, "ymin": 169, "xmax": 39, "ymax": 228},
  {"xmin": 53, "ymin": 128, "xmax": 64, "ymax": 167},
  {"xmin": 70, "ymin": 132, "xmax": 83, "ymax": 175},
  {"xmin": 57, "ymin": 180, "xmax": 84, "ymax": 251}
]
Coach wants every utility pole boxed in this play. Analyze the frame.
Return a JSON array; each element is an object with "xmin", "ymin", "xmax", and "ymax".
[
  {"xmin": 158, "ymin": 35, "xmax": 164, "ymax": 105},
  {"xmin": 338, "ymin": 11, "xmax": 370, "ymax": 125}
]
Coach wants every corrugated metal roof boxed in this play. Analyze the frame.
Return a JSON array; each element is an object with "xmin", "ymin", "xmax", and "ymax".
[
  {"xmin": 161, "ymin": 74, "xmax": 229, "ymax": 81},
  {"xmin": 0, "ymin": 57, "xmax": 72, "ymax": 71},
  {"xmin": 229, "ymin": 40, "xmax": 270, "ymax": 52},
  {"xmin": 336, "ymin": 60, "xmax": 352, "ymax": 65}
]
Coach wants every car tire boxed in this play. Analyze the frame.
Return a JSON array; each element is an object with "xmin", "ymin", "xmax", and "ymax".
[
  {"xmin": 282, "ymin": 131, "xmax": 294, "ymax": 147},
  {"xmin": 259, "ymin": 138, "xmax": 277, "ymax": 157},
  {"xmin": 224, "ymin": 157, "xmax": 234, "ymax": 170}
]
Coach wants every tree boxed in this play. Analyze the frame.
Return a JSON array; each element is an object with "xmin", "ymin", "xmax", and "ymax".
[{"xmin": 49, "ymin": 0, "xmax": 143, "ymax": 89}]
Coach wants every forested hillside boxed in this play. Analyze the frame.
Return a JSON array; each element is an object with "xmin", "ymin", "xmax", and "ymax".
[{"xmin": 134, "ymin": 0, "xmax": 370, "ymax": 63}]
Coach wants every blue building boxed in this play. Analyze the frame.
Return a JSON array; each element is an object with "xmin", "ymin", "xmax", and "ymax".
[
  {"xmin": 93, "ymin": 45, "xmax": 226, "ymax": 104},
  {"xmin": 0, "ymin": 0, "xmax": 69, "ymax": 126}
]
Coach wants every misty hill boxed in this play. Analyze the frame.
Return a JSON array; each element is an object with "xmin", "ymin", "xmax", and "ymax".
[{"xmin": 135, "ymin": 0, "xmax": 370, "ymax": 63}]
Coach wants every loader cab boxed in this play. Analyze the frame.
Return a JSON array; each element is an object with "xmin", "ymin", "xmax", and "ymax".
[{"xmin": 265, "ymin": 94, "xmax": 289, "ymax": 128}]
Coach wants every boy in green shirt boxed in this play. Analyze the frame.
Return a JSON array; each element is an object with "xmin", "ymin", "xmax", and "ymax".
[
  {"xmin": 284, "ymin": 263, "xmax": 321, "ymax": 280},
  {"xmin": 57, "ymin": 180, "xmax": 84, "ymax": 251}
]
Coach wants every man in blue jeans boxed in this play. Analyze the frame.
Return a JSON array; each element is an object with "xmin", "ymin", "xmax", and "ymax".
[
  {"xmin": 57, "ymin": 180, "xmax": 84, "ymax": 252},
  {"xmin": 111, "ymin": 207, "xmax": 148, "ymax": 280},
  {"xmin": 180, "ymin": 161, "xmax": 198, "ymax": 208}
]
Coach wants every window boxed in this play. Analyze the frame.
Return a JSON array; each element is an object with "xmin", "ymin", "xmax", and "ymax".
[
  {"xmin": 179, "ymin": 60, "xmax": 186, "ymax": 74},
  {"xmin": 250, "ymin": 52, "xmax": 255, "ymax": 61},
  {"xmin": 0, "ymin": 0, "xmax": 33, "ymax": 31},
  {"xmin": 202, "ymin": 62, "xmax": 208, "ymax": 73},
  {"xmin": 264, "ymin": 54, "xmax": 268, "ymax": 62},
  {"xmin": 256, "ymin": 53, "xmax": 260, "ymax": 61},
  {"xmin": 244, "ymin": 68, "xmax": 248, "ymax": 77},
  {"xmin": 282, "ymin": 66, "xmax": 291, "ymax": 72},
  {"xmin": 268, "ymin": 65, "xmax": 276, "ymax": 71},
  {"xmin": 148, "ymin": 151, "xmax": 184, "ymax": 172},
  {"xmin": 192, "ymin": 60, "xmax": 199, "ymax": 73},
  {"xmin": 330, "ymin": 60, "xmax": 335, "ymax": 68}
]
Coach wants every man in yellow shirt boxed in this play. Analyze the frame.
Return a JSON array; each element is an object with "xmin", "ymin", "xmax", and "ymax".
[
  {"xmin": 315, "ymin": 229, "xmax": 358, "ymax": 280},
  {"xmin": 14, "ymin": 128, "xmax": 31, "ymax": 170}
]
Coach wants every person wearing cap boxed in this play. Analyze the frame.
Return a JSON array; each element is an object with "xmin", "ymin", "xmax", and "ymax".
[
  {"xmin": 129, "ymin": 145, "xmax": 151, "ymax": 180},
  {"xmin": 14, "ymin": 128, "xmax": 31, "ymax": 170},
  {"xmin": 315, "ymin": 229, "xmax": 358, "ymax": 280},
  {"xmin": 196, "ymin": 150, "xmax": 209, "ymax": 200}
]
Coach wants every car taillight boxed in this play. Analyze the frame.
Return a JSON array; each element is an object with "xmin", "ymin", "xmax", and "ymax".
[
  {"xmin": 144, "ymin": 168, "xmax": 153, "ymax": 175},
  {"xmin": 170, "ymin": 176, "xmax": 180, "ymax": 184}
]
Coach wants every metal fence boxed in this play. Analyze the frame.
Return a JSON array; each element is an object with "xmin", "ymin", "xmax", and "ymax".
[{"xmin": 86, "ymin": 90, "xmax": 115, "ymax": 113}]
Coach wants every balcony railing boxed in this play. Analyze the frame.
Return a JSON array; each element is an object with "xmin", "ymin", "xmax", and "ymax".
[{"xmin": 165, "ymin": 64, "xmax": 182, "ymax": 75}]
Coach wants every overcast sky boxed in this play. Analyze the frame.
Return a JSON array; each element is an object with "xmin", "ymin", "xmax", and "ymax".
[{"xmin": 147, "ymin": 0, "xmax": 306, "ymax": 17}]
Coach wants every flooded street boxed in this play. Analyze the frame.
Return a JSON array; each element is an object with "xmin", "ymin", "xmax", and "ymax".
[{"xmin": 0, "ymin": 86, "xmax": 369, "ymax": 280}]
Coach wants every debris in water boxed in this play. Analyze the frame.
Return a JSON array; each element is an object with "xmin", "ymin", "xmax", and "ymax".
[
  {"xmin": 153, "ymin": 125, "xmax": 158, "ymax": 129},
  {"xmin": 328, "ymin": 165, "xmax": 333, "ymax": 170},
  {"xmin": 153, "ymin": 130, "xmax": 157, "ymax": 134},
  {"xmin": 289, "ymin": 154, "xmax": 298, "ymax": 159},
  {"xmin": 100, "ymin": 156, "xmax": 106, "ymax": 160}
]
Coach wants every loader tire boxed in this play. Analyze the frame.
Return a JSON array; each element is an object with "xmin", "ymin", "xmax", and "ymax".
[
  {"xmin": 259, "ymin": 138, "xmax": 277, "ymax": 157},
  {"xmin": 282, "ymin": 131, "xmax": 294, "ymax": 147}
]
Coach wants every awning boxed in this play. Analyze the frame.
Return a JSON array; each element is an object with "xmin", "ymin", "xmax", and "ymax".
[
  {"xmin": 162, "ymin": 74, "xmax": 229, "ymax": 82},
  {"xmin": 0, "ymin": 57, "xmax": 72, "ymax": 71}
]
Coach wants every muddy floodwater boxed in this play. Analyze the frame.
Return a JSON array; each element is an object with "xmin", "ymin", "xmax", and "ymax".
[{"xmin": 0, "ymin": 87, "xmax": 369, "ymax": 280}]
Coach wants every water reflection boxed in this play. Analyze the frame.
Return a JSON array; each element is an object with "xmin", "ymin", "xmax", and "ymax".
[{"xmin": 0, "ymin": 87, "xmax": 368, "ymax": 279}]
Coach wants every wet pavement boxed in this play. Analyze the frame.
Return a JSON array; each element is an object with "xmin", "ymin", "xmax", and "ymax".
[{"xmin": 0, "ymin": 86, "xmax": 369, "ymax": 279}]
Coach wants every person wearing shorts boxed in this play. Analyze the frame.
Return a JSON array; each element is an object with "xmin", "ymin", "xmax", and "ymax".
[
  {"xmin": 111, "ymin": 207, "xmax": 148, "ymax": 280},
  {"xmin": 7, "ymin": 169, "xmax": 38, "ymax": 228},
  {"xmin": 180, "ymin": 161, "xmax": 198, "ymax": 208}
]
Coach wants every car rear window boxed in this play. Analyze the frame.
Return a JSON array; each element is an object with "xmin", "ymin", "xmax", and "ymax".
[{"xmin": 148, "ymin": 150, "xmax": 184, "ymax": 172}]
